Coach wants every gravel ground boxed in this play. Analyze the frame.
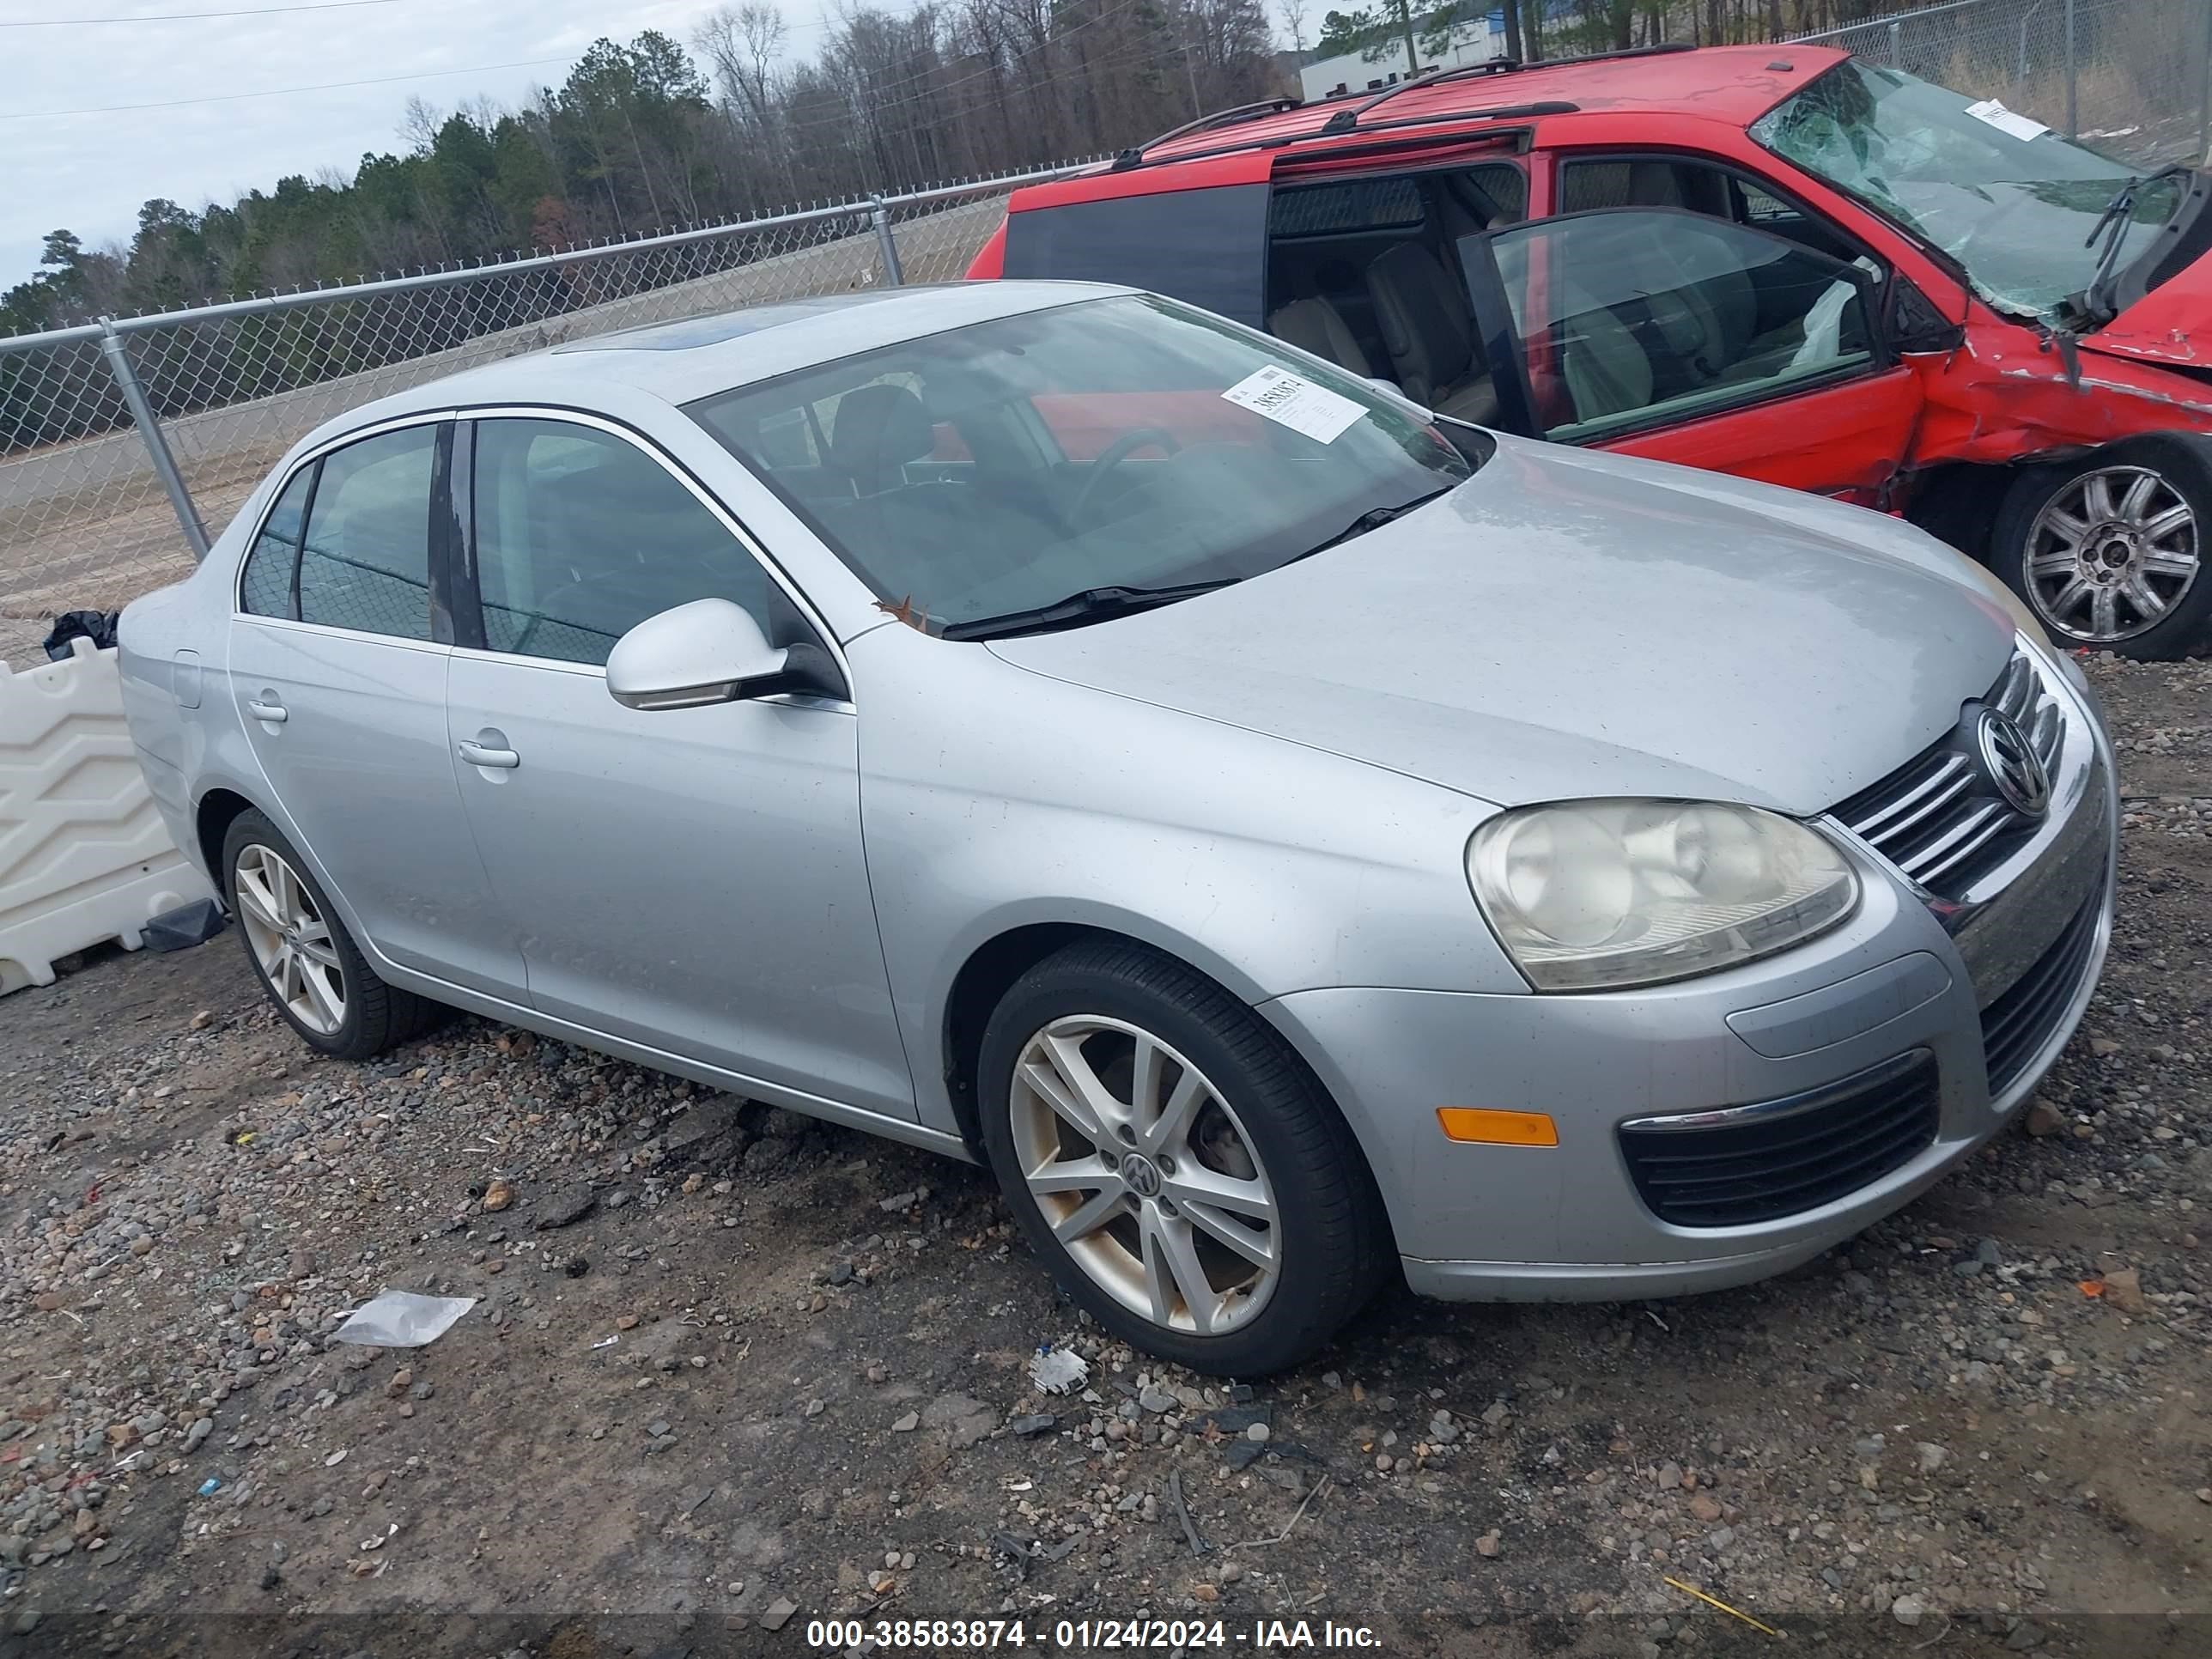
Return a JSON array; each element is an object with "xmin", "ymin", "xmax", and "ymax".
[{"xmin": 0, "ymin": 654, "xmax": 2206, "ymax": 1659}]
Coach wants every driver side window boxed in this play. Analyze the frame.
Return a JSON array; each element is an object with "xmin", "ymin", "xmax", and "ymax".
[
  {"xmin": 1480, "ymin": 209, "xmax": 1875, "ymax": 442},
  {"xmin": 470, "ymin": 417, "xmax": 775, "ymax": 667}
]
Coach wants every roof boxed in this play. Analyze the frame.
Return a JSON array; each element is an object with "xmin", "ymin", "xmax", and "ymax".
[
  {"xmin": 1015, "ymin": 44, "xmax": 1843, "ymax": 207},
  {"xmin": 551, "ymin": 292, "xmax": 905, "ymax": 354},
  {"xmin": 1157, "ymin": 44, "xmax": 1838, "ymax": 159},
  {"xmin": 319, "ymin": 280, "xmax": 1128, "ymax": 432}
]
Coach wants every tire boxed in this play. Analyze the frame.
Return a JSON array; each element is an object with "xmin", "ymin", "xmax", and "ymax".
[
  {"xmin": 221, "ymin": 809, "xmax": 435, "ymax": 1060},
  {"xmin": 975, "ymin": 939, "xmax": 1388, "ymax": 1376},
  {"xmin": 1990, "ymin": 433, "xmax": 2212, "ymax": 659}
]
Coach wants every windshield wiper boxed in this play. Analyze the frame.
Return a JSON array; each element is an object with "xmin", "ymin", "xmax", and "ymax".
[
  {"xmin": 1283, "ymin": 486, "xmax": 1455, "ymax": 566},
  {"xmin": 2080, "ymin": 164, "xmax": 2193, "ymax": 323},
  {"xmin": 942, "ymin": 486, "xmax": 1455, "ymax": 641},
  {"xmin": 940, "ymin": 579, "xmax": 1237, "ymax": 642}
]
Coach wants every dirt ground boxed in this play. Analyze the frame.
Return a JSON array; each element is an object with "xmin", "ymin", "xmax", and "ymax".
[{"xmin": 0, "ymin": 653, "xmax": 2206, "ymax": 1659}]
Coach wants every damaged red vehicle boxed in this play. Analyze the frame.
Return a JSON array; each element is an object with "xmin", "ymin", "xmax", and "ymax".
[{"xmin": 968, "ymin": 44, "xmax": 2212, "ymax": 657}]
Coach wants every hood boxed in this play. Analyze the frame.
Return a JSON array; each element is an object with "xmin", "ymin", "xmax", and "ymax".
[
  {"xmin": 988, "ymin": 438, "xmax": 2017, "ymax": 815},
  {"xmin": 2079, "ymin": 246, "xmax": 2212, "ymax": 369}
]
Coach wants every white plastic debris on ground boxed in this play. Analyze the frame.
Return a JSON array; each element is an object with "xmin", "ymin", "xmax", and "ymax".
[
  {"xmin": 0, "ymin": 639, "xmax": 209, "ymax": 994},
  {"xmin": 1028, "ymin": 1346, "xmax": 1089, "ymax": 1395},
  {"xmin": 331, "ymin": 1291, "xmax": 477, "ymax": 1347}
]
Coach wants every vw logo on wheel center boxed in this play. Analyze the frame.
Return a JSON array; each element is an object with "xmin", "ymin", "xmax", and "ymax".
[
  {"xmin": 1120, "ymin": 1153, "xmax": 1164, "ymax": 1199},
  {"xmin": 1975, "ymin": 708, "xmax": 2051, "ymax": 818}
]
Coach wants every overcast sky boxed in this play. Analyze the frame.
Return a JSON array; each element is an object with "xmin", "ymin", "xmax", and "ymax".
[{"xmin": 3, "ymin": 0, "xmax": 854, "ymax": 293}]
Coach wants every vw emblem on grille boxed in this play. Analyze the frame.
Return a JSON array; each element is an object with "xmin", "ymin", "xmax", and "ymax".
[{"xmin": 1974, "ymin": 708, "xmax": 2050, "ymax": 819}]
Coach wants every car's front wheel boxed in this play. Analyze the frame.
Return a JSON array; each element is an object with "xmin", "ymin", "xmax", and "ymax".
[
  {"xmin": 1992, "ymin": 434, "xmax": 2212, "ymax": 659},
  {"xmin": 976, "ymin": 939, "xmax": 1386, "ymax": 1376},
  {"xmin": 222, "ymin": 809, "xmax": 435, "ymax": 1060}
]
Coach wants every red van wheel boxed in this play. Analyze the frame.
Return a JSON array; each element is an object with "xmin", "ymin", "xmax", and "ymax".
[{"xmin": 1992, "ymin": 434, "xmax": 2212, "ymax": 659}]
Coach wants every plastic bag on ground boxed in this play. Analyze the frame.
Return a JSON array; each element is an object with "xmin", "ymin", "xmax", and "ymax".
[
  {"xmin": 143, "ymin": 898, "xmax": 228, "ymax": 953},
  {"xmin": 331, "ymin": 1291, "xmax": 476, "ymax": 1347},
  {"xmin": 43, "ymin": 610, "xmax": 119, "ymax": 659}
]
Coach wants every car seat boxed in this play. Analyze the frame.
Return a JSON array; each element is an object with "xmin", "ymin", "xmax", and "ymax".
[
  {"xmin": 1360, "ymin": 243, "xmax": 1500, "ymax": 423},
  {"xmin": 1265, "ymin": 295, "xmax": 1374, "ymax": 377},
  {"xmin": 829, "ymin": 383, "xmax": 935, "ymax": 495},
  {"xmin": 1581, "ymin": 164, "xmax": 1808, "ymax": 391}
]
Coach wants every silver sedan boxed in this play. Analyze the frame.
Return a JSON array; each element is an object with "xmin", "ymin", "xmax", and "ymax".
[{"xmin": 118, "ymin": 282, "xmax": 2117, "ymax": 1374}]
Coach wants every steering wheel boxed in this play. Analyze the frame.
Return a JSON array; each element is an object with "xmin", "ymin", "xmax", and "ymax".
[{"xmin": 1071, "ymin": 427, "xmax": 1182, "ymax": 522}]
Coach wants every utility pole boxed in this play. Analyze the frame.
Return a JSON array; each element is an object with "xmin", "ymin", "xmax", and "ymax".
[
  {"xmin": 1394, "ymin": 0, "xmax": 1420, "ymax": 77},
  {"xmin": 1179, "ymin": 1, "xmax": 1204, "ymax": 117}
]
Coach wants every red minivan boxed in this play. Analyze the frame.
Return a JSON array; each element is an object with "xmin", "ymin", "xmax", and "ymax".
[{"xmin": 969, "ymin": 44, "xmax": 2212, "ymax": 657}]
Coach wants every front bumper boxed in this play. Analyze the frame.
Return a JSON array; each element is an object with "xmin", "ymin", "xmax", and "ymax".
[{"xmin": 1261, "ymin": 656, "xmax": 2118, "ymax": 1301}]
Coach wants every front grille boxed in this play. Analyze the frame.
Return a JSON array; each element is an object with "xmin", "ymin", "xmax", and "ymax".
[
  {"xmin": 1620, "ymin": 1052, "xmax": 1940, "ymax": 1229},
  {"xmin": 1982, "ymin": 885, "xmax": 2105, "ymax": 1097},
  {"xmin": 1835, "ymin": 648, "xmax": 2064, "ymax": 898}
]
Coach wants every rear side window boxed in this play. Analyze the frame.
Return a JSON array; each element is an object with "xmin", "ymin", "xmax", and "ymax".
[
  {"xmin": 1001, "ymin": 185, "xmax": 1272, "ymax": 326},
  {"xmin": 295, "ymin": 426, "xmax": 437, "ymax": 640},
  {"xmin": 239, "ymin": 465, "xmax": 313, "ymax": 617},
  {"xmin": 470, "ymin": 418, "xmax": 775, "ymax": 666},
  {"xmin": 1556, "ymin": 159, "xmax": 1743, "ymax": 216},
  {"xmin": 1268, "ymin": 176, "xmax": 1424, "ymax": 235},
  {"xmin": 1558, "ymin": 155, "xmax": 1861, "ymax": 263}
]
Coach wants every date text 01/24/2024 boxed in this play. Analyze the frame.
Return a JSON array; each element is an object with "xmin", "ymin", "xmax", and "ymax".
[{"xmin": 804, "ymin": 1618, "xmax": 1383, "ymax": 1650}]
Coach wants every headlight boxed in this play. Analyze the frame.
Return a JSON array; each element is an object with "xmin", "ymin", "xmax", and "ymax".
[{"xmin": 1467, "ymin": 800, "xmax": 1858, "ymax": 992}]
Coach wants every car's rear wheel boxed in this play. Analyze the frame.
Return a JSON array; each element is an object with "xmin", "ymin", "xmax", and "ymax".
[
  {"xmin": 222, "ymin": 809, "xmax": 434, "ymax": 1060},
  {"xmin": 1992, "ymin": 434, "xmax": 2212, "ymax": 659},
  {"xmin": 976, "ymin": 939, "xmax": 1386, "ymax": 1376}
]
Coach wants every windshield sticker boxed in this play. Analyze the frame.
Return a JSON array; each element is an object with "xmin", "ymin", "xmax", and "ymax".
[
  {"xmin": 1220, "ymin": 366, "xmax": 1366, "ymax": 443},
  {"xmin": 1964, "ymin": 98, "xmax": 2051, "ymax": 143}
]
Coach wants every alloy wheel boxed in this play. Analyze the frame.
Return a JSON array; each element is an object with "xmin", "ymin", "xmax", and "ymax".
[
  {"xmin": 233, "ymin": 843, "xmax": 347, "ymax": 1036},
  {"xmin": 2025, "ymin": 465, "xmax": 2199, "ymax": 643},
  {"xmin": 1009, "ymin": 1015, "xmax": 1279, "ymax": 1336}
]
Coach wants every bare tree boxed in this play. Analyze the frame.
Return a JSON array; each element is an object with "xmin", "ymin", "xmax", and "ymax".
[
  {"xmin": 696, "ymin": 3, "xmax": 793, "ymax": 203},
  {"xmin": 696, "ymin": 3, "xmax": 789, "ymax": 123},
  {"xmin": 1278, "ymin": 0, "xmax": 1310, "ymax": 54},
  {"xmin": 399, "ymin": 94, "xmax": 442, "ymax": 151}
]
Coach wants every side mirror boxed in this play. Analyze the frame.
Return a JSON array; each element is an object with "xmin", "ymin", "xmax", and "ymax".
[
  {"xmin": 1884, "ymin": 272, "xmax": 1966, "ymax": 355},
  {"xmin": 606, "ymin": 598, "xmax": 788, "ymax": 711}
]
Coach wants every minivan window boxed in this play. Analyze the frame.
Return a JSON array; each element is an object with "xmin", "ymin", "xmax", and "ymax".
[
  {"xmin": 1001, "ymin": 186, "xmax": 1273, "ymax": 327},
  {"xmin": 688, "ymin": 295, "xmax": 1476, "ymax": 635},
  {"xmin": 295, "ymin": 425, "xmax": 437, "ymax": 640},
  {"xmin": 1486, "ymin": 209, "xmax": 1875, "ymax": 441}
]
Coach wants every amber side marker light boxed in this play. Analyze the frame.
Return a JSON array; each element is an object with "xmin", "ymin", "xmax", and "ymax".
[{"xmin": 1436, "ymin": 1108, "xmax": 1559, "ymax": 1147}]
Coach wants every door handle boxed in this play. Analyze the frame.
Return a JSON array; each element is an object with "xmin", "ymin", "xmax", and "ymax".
[
  {"xmin": 245, "ymin": 698, "xmax": 288, "ymax": 724},
  {"xmin": 457, "ymin": 739, "xmax": 520, "ymax": 769}
]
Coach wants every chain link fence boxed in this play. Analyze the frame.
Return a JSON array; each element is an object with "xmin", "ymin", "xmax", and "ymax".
[
  {"xmin": 0, "ymin": 167, "xmax": 1082, "ymax": 662},
  {"xmin": 1790, "ymin": 0, "xmax": 2212, "ymax": 164}
]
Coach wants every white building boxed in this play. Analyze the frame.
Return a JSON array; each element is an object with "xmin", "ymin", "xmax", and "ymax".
[{"xmin": 1297, "ymin": 16, "xmax": 1508, "ymax": 104}]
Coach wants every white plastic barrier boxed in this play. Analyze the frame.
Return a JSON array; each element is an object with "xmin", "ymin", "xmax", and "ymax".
[{"xmin": 0, "ymin": 638, "xmax": 210, "ymax": 994}]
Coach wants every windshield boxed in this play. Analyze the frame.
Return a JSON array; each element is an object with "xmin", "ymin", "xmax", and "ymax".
[
  {"xmin": 1751, "ymin": 60, "xmax": 2186, "ymax": 322},
  {"xmin": 685, "ymin": 294, "xmax": 1475, "ymax": 634}
]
